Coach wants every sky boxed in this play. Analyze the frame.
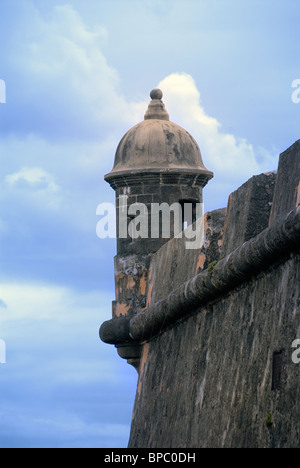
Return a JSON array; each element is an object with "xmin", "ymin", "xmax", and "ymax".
[{"xmin": 0, "ymin": 0, "xmax": 299, "ymax": 448}]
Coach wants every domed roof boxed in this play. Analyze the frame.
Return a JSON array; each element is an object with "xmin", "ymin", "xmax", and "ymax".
[{"xmin": 105, "ymin": 89, "xmax": 213, "ymax": 186}]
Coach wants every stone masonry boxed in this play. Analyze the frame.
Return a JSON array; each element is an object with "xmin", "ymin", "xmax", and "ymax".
[{"xmin": 100, "ymin": 90, "xmax": 300, "ymax": 448}]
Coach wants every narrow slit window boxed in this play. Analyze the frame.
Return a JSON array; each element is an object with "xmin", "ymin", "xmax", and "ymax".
[
  {"xmin": 272, "ymin": 350, "xmax": 283, "ymax": 390},
  {"xmin": 179, "ymin": 200, "xmax": 197, "ymax": 231}
]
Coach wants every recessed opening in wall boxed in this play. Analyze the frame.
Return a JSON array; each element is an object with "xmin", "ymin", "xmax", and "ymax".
[
  {"xmin": 179, "ymin": 200, "xmax": 198, "ymax": 231},
  {"xmin": 272, "ymin": 350, "xmax": 284, "ymax": 390},
  {"xmin": 128, "ymin": 213, "xmax": 137, "ymax": 243}
]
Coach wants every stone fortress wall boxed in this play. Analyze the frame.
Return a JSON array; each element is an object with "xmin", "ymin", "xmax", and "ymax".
[{"xmin": 128, "ymin": 142, "xmax": 300, "ymax": 448}]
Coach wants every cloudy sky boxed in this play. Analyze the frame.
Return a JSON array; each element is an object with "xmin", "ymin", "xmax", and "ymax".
[{"xmin": 0, "ymin": 0, "xmax": 299, "ymax": 448}]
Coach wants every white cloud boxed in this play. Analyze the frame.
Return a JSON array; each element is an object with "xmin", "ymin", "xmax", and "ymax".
[
  {"xmin": 0, "ymin": 281, "xmax": 126, "ymax": 386},
  {"xmin": 0, "ymin": 282, "xmax": 107, "ymax": 323},
  {"xmin": 6, "ymin": 167, "xmax": 59, "ymax": 192},
  {"xmin": 7, "ymin": 3, "xmax": 146, "ymax": 140},
  {"xmin": 4, "ymin": 165, "xmax": 61, "ymax": 211},
  {"xmin": 0, "ymin": 280, "xmax": 137, "ymax": 447},
  {"xmin": 157, "ymin": 73, "xmax": 278, "ymax": 206}
]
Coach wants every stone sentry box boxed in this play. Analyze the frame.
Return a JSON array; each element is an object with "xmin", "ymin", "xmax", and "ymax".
[
  {"xmin": 102, "ymin": 89, "xmax": 213, "ymax": 368},
  {"xmin": 105, "ymin": 89, "xmax": 213, "ymax": 257}
]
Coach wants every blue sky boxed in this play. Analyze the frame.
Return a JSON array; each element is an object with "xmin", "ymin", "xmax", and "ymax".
[{"xmin": 0, "ymin": 0, "xmax": 299, "ymax": 448}]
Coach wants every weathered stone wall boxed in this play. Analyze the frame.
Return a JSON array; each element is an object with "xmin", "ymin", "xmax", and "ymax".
[
  {"xmin": 129, "ymin": 253, "xmax": 300, "ymax": 448},
  {"xmin": 127, "ymin": 140, "xmax": 300, "ymax": 448}
]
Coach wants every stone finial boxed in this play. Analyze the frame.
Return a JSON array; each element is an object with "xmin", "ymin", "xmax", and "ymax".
[
  {"xmin": 144, "ymin": 88, "xmax": 170, "ymax": 121},
  {"xmin": 150, "ymin": 88, "xmax": 163, "ymax": 100}
]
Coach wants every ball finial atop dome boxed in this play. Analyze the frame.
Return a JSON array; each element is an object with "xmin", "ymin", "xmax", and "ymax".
[
  {"xmin": 150, "ymin": 88, "xmax": 163, "ymax": 100},
  {"xmin": 144, "ymin": 88, "xmax": 169, "ymax": 120}
]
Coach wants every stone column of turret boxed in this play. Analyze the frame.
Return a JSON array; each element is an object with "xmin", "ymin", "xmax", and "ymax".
[{"xmin": 101, "ymin": 89, "xmax": 213, "ymax": 370}]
